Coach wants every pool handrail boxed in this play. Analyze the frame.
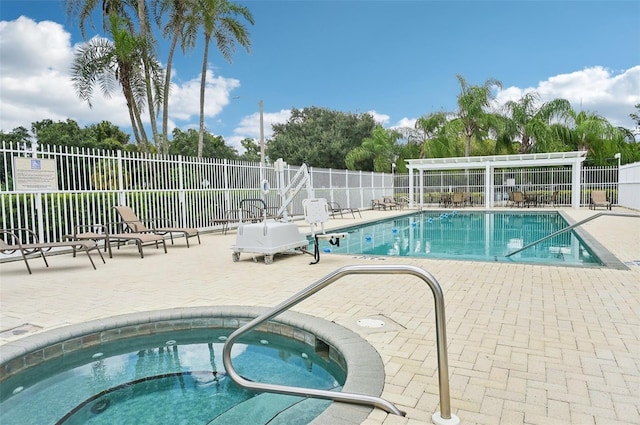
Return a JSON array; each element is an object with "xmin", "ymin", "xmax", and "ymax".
[
  {"xmin": 505, "ymin": 211, "xmax": 640, "ymax": 257},
  {"xmin": 222, "ymin": 264, "xmax": 460, "ymax": 424}
]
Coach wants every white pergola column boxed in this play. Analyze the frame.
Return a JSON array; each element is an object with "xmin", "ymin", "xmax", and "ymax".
[
  {"xmin": 485, "ymin": 164, "xmax": 492, "ymax": 209},
  {"xmin": 408, "ymin": 166, "xmax": 414, "ymax": 207},
  {"xmin": 571, "ymin": 159, "xmax": 582, "ymax": 209}
]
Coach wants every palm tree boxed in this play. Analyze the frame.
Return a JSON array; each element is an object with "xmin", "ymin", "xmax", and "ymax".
[
  {"xmin": 452, "ymin": 75, "xmax": 502, "ymax": 157},
  {"xmin": 501, "ymin": 92, "xmax": 573, "ymax": 153},
  {"xmin": 413, "ymin": 112, "xmax": 448, "ymax": 158},
  {"xmin": 71, "ymin": 15, "xmax": 163, "ymax": 150},
  {"xmin": 153, "ymin": 0, "xmax": 199, "ymax": 154},
  {"xmin": 66, "ymin": 0, "xmax": 163, "ymax": 151},
  {"xmin": 345, "ymin": 125, "xmax": 401, "ymax": 172},
  {"xmin": 196, "ymin": 0, "xmax": 254, "ymax": 158},
  {"xmin": 551, "ymin": 109, "xmax": 618, "ymax": 164}
]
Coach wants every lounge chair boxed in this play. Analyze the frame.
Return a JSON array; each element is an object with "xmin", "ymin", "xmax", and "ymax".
[
  {"xmin": 1, "ymin": 228, "xmax": 105, "ymax": 274},
  {"xmin": 590, "ymin": 190, "xmax": 611, "ymax": 210},
  {"xmin": 65, "ymin": 224, "xmax": 167, "ymax": 258},
  {"xmin": 113, "ymin": 205, "xmax": 200, "ymax": 247},
  {"xmin": 371, "ymin": 199, "xmax": 385, "ymax": 210},
  {"xmin": 327, "ymin": 202, "xmax": 361, "ymax": 219}
]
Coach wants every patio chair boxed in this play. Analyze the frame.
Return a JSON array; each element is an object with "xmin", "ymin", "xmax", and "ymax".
[
  {"xmin": 1, "ymin": 228, "xmax": 105, "ymax": 274},
  {"xmin": 512, "ymin": 191, "xmax": 525, "ymax": 208},
  {"xmin": 212, "ymin": 209, "xmax": 262, "ymax": 235},
  {"xmin": 327, "ymin": 202, "xmax": 361, "ymax": 219},
  {"xmin": 452, "ymin": 192, "xmax": 464, "ymax": 207},
  {"xmin": 590, "ymin": 190, "xmax": 611, "ymax": 210},
  {"xmin": 113, "ymin": 205, "xmax": 200, "ymax": 247},
  {"xmin": 439, "ymin": 193, "xmax": 452, "ymax": 208},
  {"xmin": 65, "ymin": 224, "xmax": 167, "ymax": 258},
  {"xmin": 463, "ymin": 192, "xmax": 473, "ymax": 207}
]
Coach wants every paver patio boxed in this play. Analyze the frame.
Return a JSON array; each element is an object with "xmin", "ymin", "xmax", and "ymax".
[{"xmin": 1, "ymin": 207, "xmax": 639, "ymax": 425}]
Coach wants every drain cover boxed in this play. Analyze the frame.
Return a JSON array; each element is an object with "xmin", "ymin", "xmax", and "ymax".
[
  {"xmin": 0, "ymin": 323, "xmax": 42, "ymax": 339},
  {"xmin": 356, "ymin": 318, "xmax": 385, "ymax": 328}
]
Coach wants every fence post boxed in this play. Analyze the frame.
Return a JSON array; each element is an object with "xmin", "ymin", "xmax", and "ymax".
[
  {"xmin": 117, "ymin": 150, "xmax": 125, "ymax": 206},
  {"xmin": 223, "ymin": 159, "xmax": 230, "ymax": 210},
  {"xmin": 178, "ymin": 155, "xmax": 186, "ymax": 228},
  {"xmin": 30, "ymin": 141, "xmax": 46, "ymax": 242}
]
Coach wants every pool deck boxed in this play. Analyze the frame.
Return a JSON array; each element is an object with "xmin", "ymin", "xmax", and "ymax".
[{"xmin": 1, "ymin": 207, "xmax": 639, "ymax": 425}]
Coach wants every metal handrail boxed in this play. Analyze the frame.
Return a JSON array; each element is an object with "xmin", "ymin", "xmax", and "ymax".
[
  {"xmin": 506, "ymin": 211, "xmax": 640, "ymax": 257},
  {"xmin": 222, "ymin": 264, "xmax": 456, "ymax": 421}
]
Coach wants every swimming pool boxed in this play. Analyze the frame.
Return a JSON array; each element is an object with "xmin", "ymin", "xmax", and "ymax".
[
  {"xmin": 0, "ymin": 308, "xmax": 383, "ymax": 425},
  {"xmin": 317, "ymin": 211, "xmax": 602, "ymax": 266}
]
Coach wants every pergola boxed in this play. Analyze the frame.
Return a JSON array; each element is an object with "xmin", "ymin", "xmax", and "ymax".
[{"xmin": 406, "ymin": 151, "xmax": 588, "ymax": 209}]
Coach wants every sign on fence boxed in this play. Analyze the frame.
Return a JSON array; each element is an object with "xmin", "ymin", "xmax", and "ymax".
[{"xmin": 13, "ymin": 157, "xmax": 58, "ymax": 191}]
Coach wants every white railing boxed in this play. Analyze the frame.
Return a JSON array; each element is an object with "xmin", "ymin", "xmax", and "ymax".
[{"xmin": 0, "ymin": 142, "xmax": 391, "ymax": 242}]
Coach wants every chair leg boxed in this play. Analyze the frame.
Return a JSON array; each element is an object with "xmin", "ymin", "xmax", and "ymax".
[
  {"xmin": 19, "ymin": 251, "xmax": 32, "ymax": 274},
  {"xmin": 39, "ymin": 249, "xmax": 49, "ymax": 268},
  {"xmin": 83, "ymin": 248, "xmax": 97, "ymax": 270}
]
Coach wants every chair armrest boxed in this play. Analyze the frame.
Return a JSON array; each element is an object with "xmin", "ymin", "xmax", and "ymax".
[{"xmin": 72, "ymin": 224, "xmax": 108, "ymax": 235}]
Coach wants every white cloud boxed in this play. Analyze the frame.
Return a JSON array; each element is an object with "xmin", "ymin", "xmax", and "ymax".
[
  {"xmin": 0, "ymin": 16, "xmax": 237, "ymax": 136},
  {"xmin": 169, "ymin": 73, "xmax": 240, "ymax": 123},
  {"xmin": 226, "ymin": 109, "xmax": 291, "ymax": 152},
  {"xmin": 494, "ymin": 66, "xmax": 640, "ymax": 128},
  {"xmin": 366, "ymin": 110, "xmax": 390, "ymax": 125},
  {"xmin": 391, "ymin": 117, "xmax": 417, "ymax": 130}
]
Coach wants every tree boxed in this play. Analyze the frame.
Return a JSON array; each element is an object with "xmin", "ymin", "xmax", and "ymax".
[
  {"xmin": 345, "ymin": 125, "xmax": 401, "ymax": 172},
  {"xmin": 0, "ymin": 127, "xmax": 31, "ymax": 145},
  {"xmin": 268, "ymin": 107, "xmax": 377, "ymax": 169},
  {"xmin": 31, "ymin": 119, "xmax": 85, "ymax": 147},
  {"xmin": 153, "ymin": 0, "xmax": 199, "ymax": 154},
  {"xmin": 70, "ymin": 15, "xmax": 164, "ymax": 151},
  {"xmin": 169, "ymin": 128, "xmax": 238, "ymax": 159},
  {"xmin": 551, "ymin": 109, "xmax": 619, "ymax": 165},
  {"xmin": 196, "ymin": 0, "xmax": 254, "ymax": 158},
  {"xmin": 66, "ymin": 0, "xmax": 164, "ymax": 150},
  {"xmin": 500, "ymin": 92, "xmax": 572, "ymax": 153},
  {"xmin": 84, "ymin": 121, "xmax": 131, "ymax": 150},
  {"xmin": 452, "ymin": 75, "xmax": 502, "ymax": 157},
  {"xmin": 412, "ymin": 112, "xmax": 460, "ymax": 158},
  {"xmin": 238, "ymin": 138, "xmax": 260, "ymax": 162}
]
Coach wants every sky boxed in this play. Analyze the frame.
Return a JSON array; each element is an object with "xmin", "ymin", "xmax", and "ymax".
[{"xmin": 1, "ymin": 0, "xmax": 639, "ymax": 152}]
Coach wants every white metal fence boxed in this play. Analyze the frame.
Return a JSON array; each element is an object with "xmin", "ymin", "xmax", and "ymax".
[
  {"xmin": 1, "ymin": 141, "xmax": 629, "ymax": 244},
  {"xmin": 618, "ymin": 161, "xmax": 640, "ymax": 210},
  {"xmin": 393, "ymin": 165, "xmax": 620, "ymax": 207},
  {"xmin": 0, "ymin": 142, "xmax": 392, "ymax": 243}
]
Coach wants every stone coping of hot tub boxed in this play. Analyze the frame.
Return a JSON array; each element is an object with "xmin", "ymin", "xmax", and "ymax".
[{"xmin": 0, "ymin": 306, "xmax": 381, "ymax": 425}]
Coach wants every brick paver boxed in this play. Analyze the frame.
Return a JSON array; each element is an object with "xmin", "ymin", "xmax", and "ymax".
[{"xmin": 1, "ymin": 207, "xmax": 638, "ymax": 424}]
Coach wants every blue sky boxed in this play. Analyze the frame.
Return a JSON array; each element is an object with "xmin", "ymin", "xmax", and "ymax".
[{"xmin": 1, "ymin": 0, "xmax": 639, "ymax": 151}]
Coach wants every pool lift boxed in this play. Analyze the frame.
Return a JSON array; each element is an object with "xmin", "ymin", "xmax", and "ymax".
[{"xmin": 232, "ymin": 159, "xmax": 346, "ymax": 265}]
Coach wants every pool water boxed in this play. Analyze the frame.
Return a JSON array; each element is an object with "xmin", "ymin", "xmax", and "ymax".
[
  {"xmin": 318, "ymin": 211, "xmax": 601, "ymax": 266},
  {"xmin": 0, "ymin": 329, "xmax": 345, "ymax": 425}
]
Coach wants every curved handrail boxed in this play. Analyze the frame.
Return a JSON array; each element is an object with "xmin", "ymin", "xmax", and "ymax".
[
  {"xmin": 506, "ymin": 211, "xmax": 640, "ymax": 257},
  {"xmin": 222, "ymin": 264, "xmax": 456, "ymax": 421}
]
